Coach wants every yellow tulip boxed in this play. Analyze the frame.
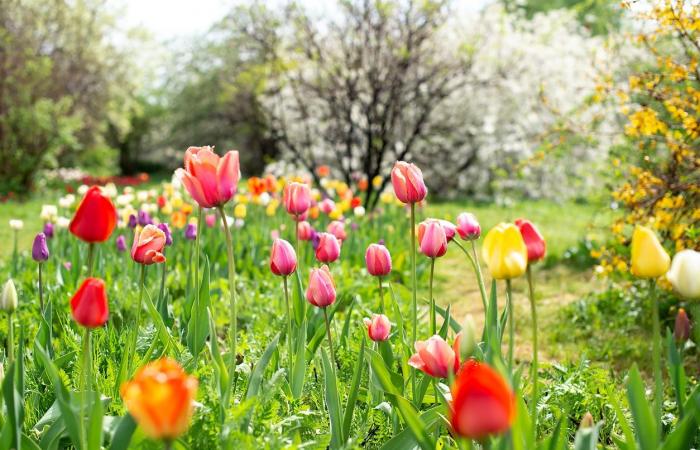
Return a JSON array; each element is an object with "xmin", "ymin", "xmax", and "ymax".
[
  {"xmin": 630, "ymin": 225, "xmax": 670, "ymax": 278},
  {"xmin": 482, "ymin": 223, "xmax": 528, "ymax": 280},
  {"xmin": 234, "ymin": 203, "xmax": 247, "ymax": 219},
  {"xmin": 329, "ymin": 207, "xmax": 343, "ymax": 220}
]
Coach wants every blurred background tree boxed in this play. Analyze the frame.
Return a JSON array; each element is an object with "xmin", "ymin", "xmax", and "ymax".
[{"xmin": 501, "ymin": 0, "xmax": 623, "ymax": 35}]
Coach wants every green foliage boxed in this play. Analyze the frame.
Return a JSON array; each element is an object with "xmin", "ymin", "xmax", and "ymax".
[{"xmin": 502, "ymin": 0, "xmax": 623, "ymax": 35}]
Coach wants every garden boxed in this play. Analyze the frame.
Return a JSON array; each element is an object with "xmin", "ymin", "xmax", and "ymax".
[{"xmin": 0, "ymin": 0, "xmax": 698, "ymax": 449}]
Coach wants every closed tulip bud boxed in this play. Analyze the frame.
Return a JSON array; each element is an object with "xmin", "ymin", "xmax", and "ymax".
[
  {"xmin": 234, "ymin": 203, "xmax": 247, "ymax": 219},
  {"xmin": 515, "ymin": 219, "xmax": 546, "ymax": 262},
  {"xmin": 138, "ymin": 210, "xmax": 152, "ymax": 227},
  {"xmin": 43, "ymin": 222, "xmax": 54, "ymax": 239},
  {"xmin": 1, "ymin": 279, "xmax": 18, "ymax": 312},
  {"xmin": 70, "ymin": 278, "xmax": 109, "ymax": 328},
  {"xmin": 456, "ymin": 213, "xmax": 481, "ymax": 240},
  {"xmin": 365, "ymin": 243, "xmax": 392, "ymax": 276},
  {"xmin": 297, "ymin": 221, "xmax": 314, "ymax": 241},
  {"xmin": 579, "ymin": 412, "xmax": 595, "ymax": 429},
  {"xmin": 306, "ymin": 265, "xmax": 336, "ymax": 307},
  {"xmin": 128, "ymin": 214, "xmax": 138, "ymax": 229},
  {"xmin": 482, "ymin": 223, "xmax": 528, "ymax": 280},
  {"xmin": 131, "ymin": 225, "xmax": 167, "ymax": 265},
  {"xmin": 175, "ymin": 146, "xmax": 240, "ymax": 208},
  {"xmin": 205, "ymin": 214, "xmax": 217, "ymax": 228},
  {"xmin": 121, "ymin": 358, "xmax": 198, "ymax": 441},
  {"xmin": 270, "ymin": 239, "xmax": 297, "ymax": 276},
  {"xmin": 327, "ymin": 220, "xmax": 347, "ymax": 242},
  {"xmin": 363, "ymin": 314, "xmax": 391, "ymax": 341},
  {"xmin": 315, "ymin": 232, "xmax": 341, "ymax": 263},
  {"xmin": 450, "ymin": 360, "xmax": 515, "ymax": 440},
  {"xmin": 439, "ymin": 220, "xmax": 457, "ymax": 242},
  {"xmin": 157, "ymin": 223, "xmax": 173, "ymax": 246},
  {"xmin": 674, "ymin": 308, "xmax": 691, "ymax": 343},
  {"xmin": 391, "ymin": 161, "xmax": 427, "ymax": 204},
  {"xmin": 408, "ymin": 333, "xmax": 462, "ymax": 378},
  {"xmin": 69, "ymin": 186, "xmax": 117, "ymax": 243},
  {"xmin": 319, "ymin": 198, "xmax": 335, "ymax": 215},
  {"xmin": 9, "ymin": 219, "xmax": 23, "ymax": 230},
  {"xmin": 284, "ymin": 182, "xmax": 311, "ymax": 216},
  {"xmin": 630, "ymin": 225, "xmax": 670, "ymax": 278},
  {"xmin": 418, "ymin": 219, "xmax": 448, "ymax": 258},
  {"xmin": 184, "ymin": 223, "xmax": 197, "ymax": 241},
  {"xmin": 460, "ymin": 315, "xmax": 477, "ymax": 359},
  {"xmin": 32, "ymin": 232, "xmax": 49, "ymax": 262},
  {"xmin": 666, "ymin": 249, "xmax": 700, "ymax": 299},
  {"xmin": 116, "ymin": 235, "xmax": 127, "ymax": 252}
]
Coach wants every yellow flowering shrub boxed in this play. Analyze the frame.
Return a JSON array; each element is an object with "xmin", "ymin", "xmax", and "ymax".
[{"xmin": 597, "ymin": 0, "xmax": 700, "ymax": 277}]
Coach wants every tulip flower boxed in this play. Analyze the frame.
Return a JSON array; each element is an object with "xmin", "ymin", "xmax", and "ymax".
[
  {"xmin": 43, "ymin": 222, "xmax": 54, "ymax": 239},
  {"xmin": 70, "ymin": 278, "xmax": 109, "ymax": 328},
  {"xmin": 297, "ymin": 221, "xmax": 313, "ymax": 241},
  {"xmin": 408, "ymin": 333, "xmax": 462, "ymax": 378},
  {"xmin": 121, "ymin": 358, "xmax": 198, "ymax": 442},
  {"xmin": 32, "ymin": 232, "xmax": 49, "ymax": 262},
  {"xmin": 175, "ymin": 146, "xmax": 240, "ymax": 208},
  {"xmin": 666, "ymin": 249, "xmax": 700, "ymax": 299},
  {"xmin": 128, "ymin": 214, "xmax": 138, "ymax": 229},
  {"xmin": 418, "ymin": 219, "xmax": 448, "ymax": 258},
  {"xmin": 319, "ymin": 198, "xmax": 335, "ymax": 215},
  {"xmin": 1, "ymin": 279, "xmax": 17, "ymax": 313},
  {"xmin": 515, "ymin": 219, "xmax": 546, "ymax": 262},
  {"xmin": 449, "ymin": 360, "xmax": 515, "ymax": 440},
  {"xmin": 630, "ymin": 225, "xmax": 670, "ymax": 278},
  {"xmin": 456, "ymin": 213, "xmax": 481, "ymax": 240},
  {"xmin": 327, "ymin": 220, "xmax": 347, "ymax": 242},
  {"xmin": 131, "ymin": 225, "xmax": 167, "ymax": 265},
  {"xmin": 157, "ymin": 223, "xmax": 173, "ymax": 246},
  {"xmin": 270, "ymin": 239, "xmax": 297, "ymax": 276},
  {"xmin": 315, "ymin": 232, "xmax": 341, "ymax": 263},
  {"xmin": 138, "ymin": 210, "xmax": 152, "ymax": 227},
  {"xmin": 391, "ymin": 161, "xmax": 427, "ymax": 204},
  {"xmin": 674, "ymin": 308, "xmax": 691, "ymax": 344},
  {"xmin": 184, "ymin": 223, "xmax": 197, "ymax": 241},
  {"xmin": 205, "ymin": 213, "xmax": 217, "ymax": 228},
  {"xmin": 365, "ymin": 243, "xmax": 392, "ymax": 277},
  {"xmin": 482, "ymin": 223, "xmax": 528, "ymax": 280},
  {"xmin": 364, "ymin": 314, "xmax": 391, "ymax": 342},
  {"xmin": 284, "ymin": 182, "xmax": 311, "ymax": 216},
  {"xmin": 116, "ymin": 235, "xmax": 127, "ymax": 252},
  {"xmin": 234, "ymin": 203, "xmax": 247, "ymax": 219},
  {"xmin": 306, "ymin": 265, "xmax": 338, "ymax": 367},
  {"xmin": 69, "ymin": 186, "xmax": 117, "ymax": 243}
]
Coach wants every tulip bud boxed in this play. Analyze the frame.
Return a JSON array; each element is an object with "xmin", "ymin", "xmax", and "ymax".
[
  {"xmin": 284, "ymin": 182, "xmax": 311, "ymax": 216},
  {"xmin": 9, "ymin": 219, "xmax": 23, "ymax": 230},
  {"xmin": 70, "ymin": 278, "xmax": 109, "ymax": 328},
  {"xmin": 69, "ymin": 186, "xmax": 117, "ymax": 243},
  {"xmin": 460, "ymin": 315, "xmax": 477, "ymax": 359},
  {"xmin": 418, "ymin": 219, "xmax": 448, "ymax": 258},
  {"xmin": 482, "ymin": 223, "xmax": 528, "ymax": 280},
  {"xmin": 205, "ymin": 214, "xmax": 216, "ymax": 228},
  {"xmin": 319, "ymin": 198, "xmax": 335, "ymax": 215},
  {"xmin": 157, "ymin": 223, "xmax": 173, "ymax": 246},
  {"xmin": 1, "ymin": 279, "xmax": 18, "ymax": 312},
  {"xmin": 674, "ymin": 308, "xmax": 691, "ymax": 344},
  {"xmin": 185, "ymin": 223, "xmax": 197, "ymax": 241},
  {"xmin": 408, "ymin": 333, "xmax": 462, "ymax": 378},
  {"xmin": 363, "ymin": 314, "xmax": 391, "ymax": 341},
  {"xmin": 270, "ymin": 239, "xmax": 297, "ymax": 276},
  {"xmin": 131, "ymin": 225, "xmax": 167, "ymax": 265},
  {"xmin": 116, "ymin": 235, "xmax": 127, "ymax": 252},
  {"xmin": 43, "ymin": 222, "xmax": 55, "ymax": 239},
  {"xmin": 515, "ymin": 219, "xmax": 546, "ymax": 262},
  {"xmin": 365, "ymin": 243, "xmax": 392, "ymax": 276},
  {"xmin": 138, "ymin": 210, "xmax": 152, "ymax": 227},
  {"xmin": 456, "ymin": 213, "xmax": 481, "ymax": 240},
  {"xmin": 315, "ymin": 232, "xmax": 341, "ymax": 263},
  {"xmin": 32, "ymin": 232, "xmax": 49, "ymax": 262},
  {"xmin": 666, "ymin": 249, "xmax": 700, "ymax": 299},
  {"xmin": 327, "ymin": 220, "xmax": 347, "ymax": 242},
  {"xmin": 297, "ymin": 221, "xmax": 314, "ymax": 241},
  {"xmin": 391, "ymin": 161, "xmax": 427, "ymax": 204},
  {"xmin": 306, "ymin": 265, "xmax": 336, "ymax": 308},
  {"xmin": 630, "ymin": 225, "xmax": 670, "ymax": 278},
  {"xmin": 439, "ymin": 220, "xmax": 457, "ymax": 242},
  {"xmin": 579, "ymin": 412, "xmax": 595, "ymax": 429}
]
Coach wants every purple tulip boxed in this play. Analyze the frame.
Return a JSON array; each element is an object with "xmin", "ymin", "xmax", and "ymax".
[
  {"xmin": 43, "ymin": 222, "xmax": 54, "ymax": 239},
  {"xmin": 32, "ymin": 233, "xmax": 49, "ymax": 262},
  {"xmin": 128, "ymin": 214, "xmax": 137, "ymax": 229},
  {"xmin": 157, "ymin": 223, "xmax": 173, "ymax": 246},
  {"xmin": 116, "ymin": 235, "xmax": 127, "ymax": 252},
  {"xmin": 137, "ymin": 210, "xmax": 152, "ymax": 226},
  {"xmin": 311, "ymin": 230, "xmax": 320, "ymax": 250},
  {"xmin": 185, "ymin": 223, "xmax": 197, "ymax": 241}
]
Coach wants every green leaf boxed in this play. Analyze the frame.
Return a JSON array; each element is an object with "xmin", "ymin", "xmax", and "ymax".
[
  {"xmin": 241, "ymin": 333, "xmax": 281, "ymax": 431},
  {"xmin": 434, "ymin": 303, "xmax": 461, "ymax": 334},
  {"xmin": 187, "ymin": 257, "xmax": 211, "ymax": 359},
  {"xmin": 290, "ymin": 319, "xmax": 307, "ymax": 399},
  {"xmin": 108, "ymin": 414, "xmax": 137, "ymax": 450},
  {"xmin": 379, "ymin": 405, "xmax": 443, "ymax": 450},
  {"xmin": 666, "ymin": 330, "xmax": 686, "ymax": 417},
  {"xmin": 321, "ymin": 348, "xmax": 344, "ymax": 449},
  {"xmin": 0, "ymin": 362, "xmax": 22, "ymax": 450},
  {"xmin": 292, "ymin": 270, "xmax": 306, "ymax": 328},
  {"xmin": 339, "ymin": 296, "xmax": 356, "ymax": 347},
  {"xmin": 609, "ymin": 392, "xmax": 636, "ymax": 450},
  {"xmin": 144, "ymin": 288, "xmax": 180, "ymax": 357},
  {"xmin": 342, "ymin": 338, "xmax": 365, "ymax": 438},
  {"xmin": 661, "ymin": 411, "xmax": 697, "ymax": 450},
  {"xmin": 573, "ymin": 422, "xmax": 602, "ymax": 450},
  {"xmin": 87, "ymin": 392, "xmax": 103, "ymax": 450},
  {"xmin": 626, "ymin": 365, "xmax": 658, "ymax": 450}
]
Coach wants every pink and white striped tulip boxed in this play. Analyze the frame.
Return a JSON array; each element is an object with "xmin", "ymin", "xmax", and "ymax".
[
  {"xmin": 456, "ymin": 213, "xmax": 481, "ymax": 240},
  {"xmin": 418, "ymin": 220, "xmax": 448, "ymax": 258},
  {"xmin": 306, "ymin": 265, "xmax": 336, "ymax": 307},
  {"xmin": 363, "ymin": 314, "xmax": 391, "ymax": 341},
  {"xmin": 284, "ymin": 182, "xmax": 311, "ymax": 216},
  {"xmin": 408, "ymin": 333, "xmax": 462, "ymax": 378},
  {"xmin": 365, "ymin": 243, "xmax": 392, "ymax": 276}
]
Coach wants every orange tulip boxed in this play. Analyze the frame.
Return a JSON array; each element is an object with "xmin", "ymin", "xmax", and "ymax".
[{"xmin": 121, "ymin": 358, "xmax": 198, "ymax": 441}]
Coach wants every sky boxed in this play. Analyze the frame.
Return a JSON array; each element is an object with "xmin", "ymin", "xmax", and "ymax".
[{"xmin": 122, "ymin": 0, "xmax": 493, "ymax": 41}]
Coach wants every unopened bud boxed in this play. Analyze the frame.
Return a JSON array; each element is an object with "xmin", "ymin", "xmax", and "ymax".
[
  {"xmin": 674, "ymin": 308, "xmax": 691, "ymax": 344},
  {"xmin": 1, "ymin": 279, "xmax": 17, "ymax": 312},
  {"xmin": 460, "ymin": 314, "xmax": 477, "ymax": 358},
  {"xmin": 579, "ymin": 412, "xmax": 594, "ymax": 429}
]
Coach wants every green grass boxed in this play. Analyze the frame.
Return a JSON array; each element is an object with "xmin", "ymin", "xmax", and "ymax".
[{"xmin": 0, "ymin": 197, "xmax": 47, "ymax": 258}]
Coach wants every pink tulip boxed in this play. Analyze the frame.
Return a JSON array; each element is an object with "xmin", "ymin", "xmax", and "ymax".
[
  {"xmin": 319, "ymin": 198, "xmax": 335, "ymax": 215},
  {"xmin": 175, "ymin": 146, "xmax": 240, "ymax": 208},
  {"xmin": 391, "ymin": 161, "xmax": 427, "ymax": 204},
  {"xmin": 327, "ymin": 220, "xmax": 347, "ymax": 242},
  {"xmin": 364, "ymin": 314, "xmax": 391, "ymax": 341},
  {"xmin": 456, "ymin": 213, "xmax": 481, "ymax": 240},
  {"xmin": 418, "ymin": 220, "xmax": 448, "ymax": 258},
  {"xmin": 205, "ymin": 214, "xmax": 217, "ymax": 228},
  {"xmin": 131, "ymin": 225, "xmax": 167, "ymax": 265},
  {"xmin": 270, "ymin": 239, "xmax": 297, "ymax": 276},
  {"xmin": 284, "ymin": 182, "xmax": 311, "ymax": 216},
  {"xmin": 315, "ymin": 232, "xmax": 341, "ymax": 263},
  {"xmin": 365, "ymin": 243, "xmax": 392, "ymax": 276},
  {"xmin": 292, "ymin": 210, "xmax": 309, "ymax": 222},
  {"xmin": 408, "ymin": 333, "xmax": 462, "ymax": 378},
  {"xmin": 439, "ymin": 219, "xmax": 457, "ymax": 242},
  {"xmin": 297, "ymin": 221, "xmax": 314, "ymax": 241},
  {"xmin": 306, "ymin": 265, "xmax": 336, "ymax": 307}
]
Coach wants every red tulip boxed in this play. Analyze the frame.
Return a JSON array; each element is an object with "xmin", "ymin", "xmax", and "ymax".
[
  {"xmin": 306, "ymin": 265, "xmax": 336, "ymax": 307},
  {"xmin": 284, "ymin": 182, "xmax": 311, "ymax": 216},
  {"xmin": 418, "ymin": 220, "xmax": 448, "ymax": 258},
  {"xmin": 456, "ymin": 213, "xmax": 481, "ymax": 240},
  {"xmin": 270, "ymin": 238, "xmax": 297, "ymax": 276},
  {"xmin": 175, "ymin": 146, "xmax": 240, "ymax": 208},
  {"xmin": 69, "ymin": 186, "xmax": 117, "ymax": 243},
  {"xmin": 364, "ymin": 314, "xmax": 391, "ymax": 341},
  {"xmin": 70, "ymin": 278, "xmax": 109, "ymax": 328},
  {"xmin": 674, "ymin": 308, "xmax": 691, "ymax": 343},
  {"xmin": 131, "ymin": 225, "xmax": 167, "ymax": 265},
  {"xmin": 391, "ymin": 161, "xmax": 427, "ymax": 204},
  {"xmin": 365, "ymin": 243, "xmax": 392, "ymax": 276},
  {"xmin": 408, "ymin": 333, "xmax": 462, "ymax": 378},
  {"xmin": 327, "ymin": 220, "xmax": 347, "ymax": 242},
  {"xmin": 515, "ymin": 219, "xmax": 546, "ymax": 262},
  {"xmin": 297, "ymin": 221, "xmax": 314, "ymax": 241},
  {"xmin": 315, "ymin": 232, "xmax": 341, "ymax": 263},
  {"xmin": 450, "ymin": 360, "xmax": 515, "ymax": 440}
]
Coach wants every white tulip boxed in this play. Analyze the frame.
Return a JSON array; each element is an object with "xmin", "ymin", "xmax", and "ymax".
[{"xmin": 667, "ymin": 249, "xmax": 700, "ymax": 299}]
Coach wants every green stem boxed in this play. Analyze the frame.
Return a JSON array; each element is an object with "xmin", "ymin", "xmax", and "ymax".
[
  {"xmin": 323, "ymin": 307, "xmax": 337, "ymax": 370},
  {"xmin": 453, "ymin": 240, "xmax": 487, "ymax": 312},
  {"xmin": 295, "ymin": 217, "xmax": 301, "ymax": 275},
  {"xmin": 429, "ymin": 258, "xmax": 436, "ymax": 335},
  {"xmin": 163, "ymin": 439, "xmax": 173, "ymax": 450},
  {"xmin": 410, "ymin": 202, "xmax": 417, "ymax": 400},
  {"xmin": 378, "ymin": 276, "xmax": 385, "ymax": 313},
  {"xmin": 526, "ymin": 266, "xmax": 539, "ymax": 438},
  {"xmin": 38, "ymin": 262, "xmax": 44, "ymax": 312},
  {"xmin": 86, "ymin": 243, "xmax": 95, "ymax": 277},
  {"xmin": 80, "ymin": 327, "xmax": 91, "ymax": 450},
  {"xmin": 218, "ymin": 207, "xmax": 238, "ymax": 399},
  {"xmin": 283, "ymin": 276, "xmax": 293, "ymax": 380},
  {"xmin": 6, "ymin": 312, "xmax": 14, "ymax": 365},
  {"xmin": 506, "ymin": 279, "xmax": 514, "ymax": 371},
  {"xmin": 650, "ymin": 279, "xmax": 663, "ymax": 440},
  {"xmin": 130, "ymin": 265, "xmax": 146, "ymax": 374},
  {"xmin": 12, "ymin": 231, "xmax": 17, "ymax": 276}
]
